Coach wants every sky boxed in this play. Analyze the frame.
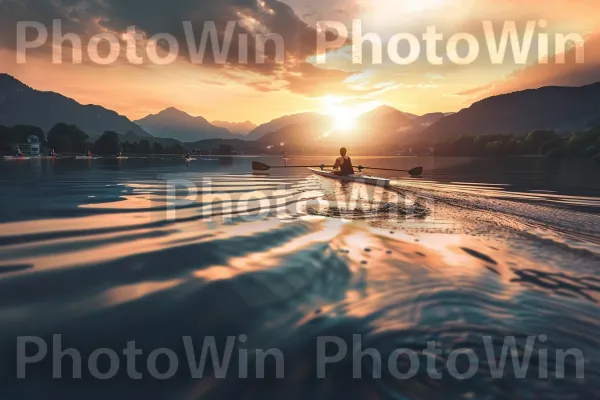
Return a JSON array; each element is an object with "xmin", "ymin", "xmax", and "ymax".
[{"xmin": 1, "ymin": 0, "xmax": 599, "ymax": 125}]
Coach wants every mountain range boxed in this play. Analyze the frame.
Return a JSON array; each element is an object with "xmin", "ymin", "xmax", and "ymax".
[
  {"xmin": 211, "ymin": 120, "xmax": 256, "ymax": 135},
  {"xmin": 256, "ymin": 107, "xmax": 449, "ymax": 153},
  {"xmin": 421, "ymin": 82, "xmax": 600, "ymax": 141},
  {"xmin": 135, "ymin": 107, "xmax": 237, "ymax": 142},
  {"xmin": 246, "ymin": 112, "xmax": 327, "ymax": 141},
  {"xmin": 2, "ymin": 73, "xmax": 600, "ymax": 152},
  {"xmin": 0, "ymin": 74, "xmax": 150, "ymax": 138}
]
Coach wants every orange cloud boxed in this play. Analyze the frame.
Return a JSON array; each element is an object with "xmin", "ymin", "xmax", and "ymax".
[{"xmin": 460, "ymin": 33, "xmax": 600, "ymax": 101}]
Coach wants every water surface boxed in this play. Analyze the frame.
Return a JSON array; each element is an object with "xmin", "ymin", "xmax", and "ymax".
[{"xmin": 1, "ymin": 156, "xmax": 599, "ymax": 399}]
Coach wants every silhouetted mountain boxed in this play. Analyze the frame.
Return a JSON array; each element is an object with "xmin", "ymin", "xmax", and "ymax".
[
  {"xmin": 351, "ymin": 106, "xmax": 448, "ymax": 144},
  {"xmin": 186, "ymin": 138, "xmax": 262, "ymax": 154},
  {"xmin": 256, "ymin": 106, "xmax": 450, "ymax": 154},
  {"xmin": 421, "ymin": 82, "xmax": 600, "ymax": 141},
  {"xmin": 360, "ymin": 106, "xmax": 418, "ymax": 123},
  {"xmin": 246, "ymin": 112, "xmax": 326, "ymax": 140},
  {"xmin": 257, "ymin": 114, "xmax": 333, "ymax": 147},
  {"xmin": 355, "ymin": 105, "xmax": 415, "ymax": 136},
  {"xmin": 256, "ymin": 121, "xmax": 399, "ymax": 155},
  {"xmin": 211, "ymin": 120, "xmax": 256, "ymax": 135},
  {"xmin": 135, "ymin": 107, "xmax": 235, "ymax": 142},
  {"xmin": 413, "ymin": 112, "xmax": 449, "ymax": 129},
  {"xmin": 87, "ymin": 130, "xmax": 183, "ymax": 149},
  {"xmin": 402, "ymin": 112, "xmax": 420, "ymax": 120},
  {"xmin": 0, "ymin": 74, "xmax": 151, "ymax": 137}
]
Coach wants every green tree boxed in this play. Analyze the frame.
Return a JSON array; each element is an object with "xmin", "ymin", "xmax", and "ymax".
[
  {"xmin": 12, "ymin": 125, "xmax": 46, "ymax": 146},
  {"xmin": 0, "ymin": 125, "xmax": 14, "ymax": 151},
  {"xmin": 95, "ymin": 131, "xmax": 121, "ymax": 155},
  {"xmin": 216, "ymin": 144, "xmax": 234, "ymax": 155},
  {"xmin": 152, "ymin": 142, "xmax": 164, "ymax": 154},
  {"xmin": 524, "ymin": 129, "xmax": 558, "ymax": 154},
  {"xmin": 583, "ymin": 145, "xmax": 598, "ymax": 157},
  {"xmin": 138, "ymin": 140, "xmax": 151, "ymax": 154},
  {"xmin": 565, "ymin": 134, "xmax": 587, "ymax": 156},
  {"xmin": 47, "ymin": 123, "xmax": 89, "ymax": 153},
  {"xmin": 540, "ymin": 139, "xmax": 562, "ymax": 156},
  {"xmin": 0, "ymin": 125, "xmax": 46, "ymax": 151},
  {"xmin": 122, "ymin": 141, "xmax": 139, "ymax": 153},
  {"xmin": 165, "ymin": 144, "xmax": 184, "ymax": 154}
]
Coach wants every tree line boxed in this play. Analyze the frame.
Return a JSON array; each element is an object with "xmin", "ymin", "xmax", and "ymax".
[
  {"xmin": 0, "ymin": 125, "xmax": 46, "ymax": 151},
  {"xmin": 121, "ymin": 139, "xmax": 184, "ymax": 155},
  {"xmin": 4, "ymin": 122, "xmax": 600, "ymax": 161},
  {"xmin": 0, "ymin": 123, "xmax": 185, "ymax": 155},
  {"xmin": 433, "ymin": 128, "xmax": 600, "ymax": 162}
]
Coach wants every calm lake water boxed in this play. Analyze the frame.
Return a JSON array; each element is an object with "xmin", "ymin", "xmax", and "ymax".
[{"xmin": 0, "ymin": 156, "xmax": 599, "ymax": 399}]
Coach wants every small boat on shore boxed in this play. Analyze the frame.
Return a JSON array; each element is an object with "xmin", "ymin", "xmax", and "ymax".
[{"xmin": 3, "ymin": 156, "xmax": 31, "ymax": 161}]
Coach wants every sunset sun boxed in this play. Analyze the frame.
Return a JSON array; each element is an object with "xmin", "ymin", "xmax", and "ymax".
[
  {"xmin": 331, "ymin": 107, "xmax": 357, "ymax": 131},
  {"xmin": 323, "ymin": 96, "xmax": 360, "ymax": 132},
  {"xmin": 323, "ymin": 96, "xmax": 382, "ymax": 132}
]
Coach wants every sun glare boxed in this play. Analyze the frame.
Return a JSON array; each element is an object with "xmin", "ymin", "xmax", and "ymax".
[
  {"xmin": 332, "ymin": 107, "xmax": 357, "ymax": 131},
  {"xmin": 322, "ymin": 96, "xmax": 381, "ymax": 132},
  {"xmin": 403, "ymin": 0, "xmax": 445, "ymax": 13},
  {"xmin": 364, "ymin": 0, "xmax": 452, "ymax": 28},
  {"xmin": 370, "ymin": 0, "xmax": 446, "ymax": 14}
]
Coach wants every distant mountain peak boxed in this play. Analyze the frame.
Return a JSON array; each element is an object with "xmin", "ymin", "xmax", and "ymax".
[
  {"xmin": 211, "ymin": 120, "xmax": 257, "ymax": 135},
  {"xmin": 421, "ymin": 80, "xmax": 600, "ymax": 141},
  {"xmin": 163, "ymin": 106, "xmax": 184, "ymax": 113},
  {"xmin": 361, "ymin": 105, "xmax": 420, "ymax": 121},
  {"xmin": 152, "ymin": 107, "xmax": 191, "ymax": 118},
  {"xmin": 135, "ymin": 107, "xmax": 235, "ymax": 142},
  {"xmin": 0, "ymin": 73, "xmax": 21, "ymax": 82},
  {"xmin": 375, "ymin": 105, "xmax": 401, "ymax": 113},
  {"xmin": 246, "ymin": 111, "xmax": 326, "ymax": 140},
  {"xmin": 0, "ymin": 74, "xmax": 151, "ymax": 138},
  {"xmin": 0, "ymin": 74, "xmax": 33, "ymax": 92}
]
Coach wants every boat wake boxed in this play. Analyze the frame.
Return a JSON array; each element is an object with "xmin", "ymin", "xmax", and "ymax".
[{"xmin": 0, "ymin": 164, "xmax": 599, "ymax": 399}]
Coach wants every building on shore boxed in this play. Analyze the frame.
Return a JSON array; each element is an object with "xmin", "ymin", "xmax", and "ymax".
[{"xmin": 13, "ymin": 135, "xmax": 41, "ymax": 156}]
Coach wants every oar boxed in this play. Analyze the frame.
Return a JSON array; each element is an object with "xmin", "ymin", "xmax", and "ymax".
[
  {"xmin": 252, "ymin": 161, "xmax": 332, "ymax": 171},
  {"xmin": 252, "ymin": 161, "xmax": 423, "ymax": 176},
  {"xmin": 358, "ymin": 165, "xmax": 423, "ymax": 177}
]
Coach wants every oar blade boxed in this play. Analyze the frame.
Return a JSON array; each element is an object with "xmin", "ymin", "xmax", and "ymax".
[
  {"xmin": 252, "ymin": 161, "xmax": 271, "ymax": 171},
  {"xmin": 408, "ymin": 167, "xmax": 423, "ymax": 177}
]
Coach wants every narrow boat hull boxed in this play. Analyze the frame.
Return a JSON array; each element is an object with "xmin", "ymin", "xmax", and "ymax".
[
  {"xmin": 308, "ymin": 168, "xmax": 390, "ymax": 187},
  {"xmin": 3, "ymin": 157, "xmax": 30, "ymax": 161}
]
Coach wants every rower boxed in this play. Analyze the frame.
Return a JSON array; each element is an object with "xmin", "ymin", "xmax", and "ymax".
[
  {"xmin": 332, "ymin": 147, "xmax": 354, "ymax": 176},
  {"xmin": 15, "ymin": 146, "xmax": 23, "ymax": 158},
  {"xmin": 86, "ymin": 149, "xmax": 92, "ymax": 157}
]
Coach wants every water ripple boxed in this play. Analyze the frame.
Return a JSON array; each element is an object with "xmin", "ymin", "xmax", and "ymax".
[{"xmin": 0, "ymin": 157, "xmax": 599, "ymax": 399}]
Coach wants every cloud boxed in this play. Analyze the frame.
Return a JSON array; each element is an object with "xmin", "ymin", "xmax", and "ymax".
[
  {"xmin": 459, "ymin": 33, "xmax": 600, "ymax": 101},
  {"xmin": 455, "ymin": 83, "xmax": 496, "ymax": 97},
  {"xmin": 0, "ymin": 0, "xmax": 355, "ymax": 96},
  {"xmin": 3, "ymin": 0, "xmax": 600, "ymax": 110}
]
